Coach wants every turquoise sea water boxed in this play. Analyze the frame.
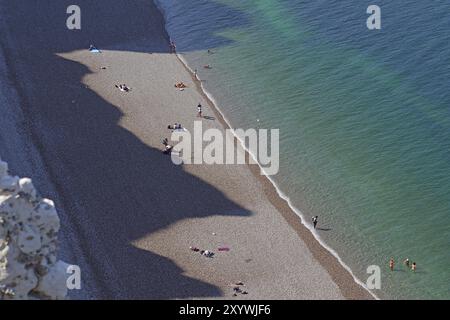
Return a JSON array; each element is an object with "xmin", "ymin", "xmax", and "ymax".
[{"xmin": 155, "ymin": 0, "xmax": 450, "ymax": 299}]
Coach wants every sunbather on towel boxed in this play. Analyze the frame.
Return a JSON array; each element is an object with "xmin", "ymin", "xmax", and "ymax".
[{"xmin": 115, "ymin": 84, "xmax": 131, "ymax": 92}]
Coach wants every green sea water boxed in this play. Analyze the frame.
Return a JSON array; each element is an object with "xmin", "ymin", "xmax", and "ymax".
[{"xmin": 156, "ymin": 0, "xmax": 450, "ymax": 299}]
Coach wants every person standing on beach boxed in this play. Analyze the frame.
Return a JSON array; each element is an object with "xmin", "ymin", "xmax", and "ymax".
[
  {"xmin": 170, "ymin": 40, "xmax": 176, "ymax": 53},
  {"xmin": 389, "ymin": 258, "xmax": 395, "ymax": 271},
  {"xmin": 312, "ymin": 216, "xmax": 318, "ymax": 229},
  {"xmin": 197, "ymin": 103, "xmax": 202, "ymax": 118}
]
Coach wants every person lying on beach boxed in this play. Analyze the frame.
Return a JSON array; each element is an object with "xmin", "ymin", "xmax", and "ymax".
[
  {"xmin": 161, "ymin": 138, "xmax": 173, "ymax": 154},
  {"xmin": 232, "ymin": 285, "xmax": 248, "ymax": 296},
  {"xmin": 167, "ymin": 123, "xmax": 183, "ymax": 130},
  {"xmin": 200, "ymin": 250, "xmax": 214, "ymax": 258},
  {"xmin": 162, "ymin": 144, "xmax": 173, "ymax": 154},
  {"xmin": 115, "ymin": 84, "xmax": 131, "ymax": 92},
  {"xmin": 174, "ymin": 82, "xmax": 187, "ymax": 89}
]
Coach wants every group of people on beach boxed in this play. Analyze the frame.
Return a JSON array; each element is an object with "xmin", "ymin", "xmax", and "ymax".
[
  {"xmin": 167, "ymin": 122, "xmax": 183, "ymax": 131},
  {"xmin": 162, "ymin": 122, "xmax": 184, "ymax": 153},
  {"xmin": 170, "ymin": 39, "xmax": 213, "ymax": 84},
  {"xmin": 161, "ymin": 103, "xmax": 204, "ymax": 153},
  {"xmin": 89, "ymin": 45, "xmax": 132, "ymax": 94},
  {"xmin": 389, "ymin": 258, "xmax": 417, "ymax": 272},
  {"xmin": 310, "ymin": 214, "xmax": 418, "ymax": 274},
  {"xmin": 161, "ymin": 43, "xmax": 212, "ymax": 153},
  {"xmin": 190, "ymin": 246, "xmax": 215, "ymax": 258},
  {"xmin": 232, "ymin": 282, "xmax": 248, "ymax": 296},
  {"xmin": 115, "ymin": 84, "xmax": 131, "ymax": 92}
]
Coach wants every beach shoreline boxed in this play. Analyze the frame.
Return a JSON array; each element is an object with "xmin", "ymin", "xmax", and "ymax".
[{"xmin": 172, "ymin": 40, "xmax": 375, "ymax": 300}]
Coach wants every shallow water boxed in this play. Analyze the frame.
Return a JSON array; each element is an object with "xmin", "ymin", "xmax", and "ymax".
[{"xmin": 156, "ymin": 0, "xmax": 450, "ymax": 299}]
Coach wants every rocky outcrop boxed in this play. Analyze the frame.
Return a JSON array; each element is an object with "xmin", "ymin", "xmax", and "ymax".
[{"xmin": 0, "ymin": 157, "xmax": 69, "ymax": 299}]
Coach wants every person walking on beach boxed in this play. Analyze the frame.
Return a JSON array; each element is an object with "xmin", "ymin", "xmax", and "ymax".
[
  {"xmin": 197, "ymin": 103, "xmax": 203, "ymax": 118},
  {"xmin": 312, "ymin": 216, "xmax": 318, "ymax": 229},
  {"xmin": 389, "ymin": 258, "xmax": 395, "ymax": 271}
]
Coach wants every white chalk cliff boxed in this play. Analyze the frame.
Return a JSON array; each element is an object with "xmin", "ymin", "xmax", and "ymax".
[{"xmin": 0, "ymin": 157, "xmax": 70, "ymax": 299}]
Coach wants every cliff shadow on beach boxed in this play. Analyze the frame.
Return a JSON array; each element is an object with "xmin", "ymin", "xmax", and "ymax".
[{"xmin": 0, "ymin": 0, "xmax": 252, "ymax": 299}]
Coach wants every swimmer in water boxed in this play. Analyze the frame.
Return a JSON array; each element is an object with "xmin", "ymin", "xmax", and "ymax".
[
  {"xmin": 403, "ymin": 258, "xmax": 410, "ymax": 268},
  {"xmin": 389, "ymin": 258, "xmax": 395, "ymax": 271}
]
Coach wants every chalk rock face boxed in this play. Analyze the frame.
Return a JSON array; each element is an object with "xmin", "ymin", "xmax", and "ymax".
[
  {"xmin": 0, "ymin": 157, "xmax": 69, "ymax": 300},
  {"xmin": 35, "ymin": 260, "xmax": 70, "ymax": 300}
]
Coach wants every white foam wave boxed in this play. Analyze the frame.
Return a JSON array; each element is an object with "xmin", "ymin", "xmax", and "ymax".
[{"xmin": 154, "ymin": 0, "xmax": 379, "ymax": 300}]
